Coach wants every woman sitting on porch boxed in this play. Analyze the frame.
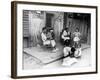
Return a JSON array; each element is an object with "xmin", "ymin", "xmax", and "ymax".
[{"xmin": 41, "ymin": 27, "xmax": 58, "ymax": 52}]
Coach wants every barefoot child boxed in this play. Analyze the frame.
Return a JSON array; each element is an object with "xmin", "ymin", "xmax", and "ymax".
[{"xmin": 73, "ymin": 28, "xmax": 81, "ymax": 48}]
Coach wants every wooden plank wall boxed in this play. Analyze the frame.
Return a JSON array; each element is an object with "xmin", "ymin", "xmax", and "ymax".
[{"xmin": 23, "ymin": 11, "xmax": 91, "ymax": 48}]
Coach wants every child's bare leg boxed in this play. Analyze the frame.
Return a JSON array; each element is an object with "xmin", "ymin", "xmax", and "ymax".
[
  {"xmin": 76, "ymin": 41, "xmax": 81, "ymax": 48},
  {"xmin": 51, "ymin": 40, "xmax": 56, "ymax": 47},
  {"xmin": 51, "ymin": 40, "xmax": 58, "ymax": 52},
  {"xmin": 73, "ymin": 41, "xmax": 77, "ymax": 48}
]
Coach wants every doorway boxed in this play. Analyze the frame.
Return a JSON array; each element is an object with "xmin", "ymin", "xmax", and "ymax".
[{"xmin": 46, "ymin": 13, "xmax": 54, "ymax": 28}]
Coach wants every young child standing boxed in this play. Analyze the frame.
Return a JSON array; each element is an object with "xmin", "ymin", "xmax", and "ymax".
[{"xmin": 73, "ymin": 28, "xmax": 81, "ymax": 48}]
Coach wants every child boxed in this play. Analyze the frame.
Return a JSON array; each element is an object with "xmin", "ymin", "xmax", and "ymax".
[
  {"xmin": 62, "ymin": 46, "xmax": 77, "ymax": 66},
  {"xmin": 41, "ymin": 27, "xmax": 47, "ymax": 44},
  {"xmin": 41, "ymin": 27, "xmax": 58, "ymax": 52},
  {"xmin": 63, "ymin": 46, "xmax": 76, "ymax": 58},
  {"xmin": 48, "ymin": 28, "xmax": 58, "ymax": 52},
  {"xmin": 73, "ymin": 28, "xmax": 81, "ymax": 48},
  {"xmin": 61, "ymin": 28, "xmax": 71, "ymax": 46},
  {"xmin": 63, "ymin": 46, "xmax": 81, "ymax": 58}
]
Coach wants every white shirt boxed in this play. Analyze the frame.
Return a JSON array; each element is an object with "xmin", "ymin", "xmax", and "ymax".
[
  {"xmin": 41, "ymin": 32, "xmax": 47, "ymax": 42},
  {"xmin": 62, "ymin": 30, "xmax": 70, "ymax": 40}
]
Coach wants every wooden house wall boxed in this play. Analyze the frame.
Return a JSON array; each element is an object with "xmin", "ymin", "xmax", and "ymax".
[{"xmin": 23, "ymin": 11, "xmax": 91, "ymax": 48}]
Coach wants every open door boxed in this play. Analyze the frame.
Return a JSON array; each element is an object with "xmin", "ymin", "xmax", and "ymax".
[{"xmin": 46, "ymin": 13, "xmax": 54, "ymax": 28}]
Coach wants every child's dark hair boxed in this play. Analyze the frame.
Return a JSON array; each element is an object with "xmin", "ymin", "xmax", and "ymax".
[
  {"xmin": 42, "ymin": 27, "xmax": 46, "ymax": 31},
  {"xmin": 76, "ymin": 28, "xmax": 79, "ymax": 31},
  {"xmin": 70, "ymin": 47, "xmax": 76, "ymax": 57},
  {"xmin": 65, "ymin": 27, "xmax": 69, "ymax": 31},
  {"xmin": 71, "ymin": 47, "xmax": 76, "ymax": 52}
]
